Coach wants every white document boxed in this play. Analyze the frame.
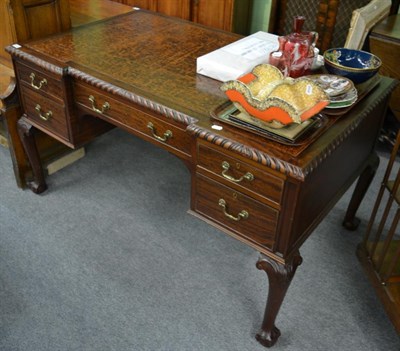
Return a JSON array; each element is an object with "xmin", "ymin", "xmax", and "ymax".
[{"xmin": 196, "ymin": 31, "xmax": 278, "ymax": 82}]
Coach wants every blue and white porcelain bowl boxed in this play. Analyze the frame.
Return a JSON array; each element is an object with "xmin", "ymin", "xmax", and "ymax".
[{"xmin": 323, "ymin": 48, "xmax": 381, "ymax": 84}]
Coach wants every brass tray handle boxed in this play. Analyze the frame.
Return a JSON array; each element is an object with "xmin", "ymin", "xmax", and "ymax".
[
  {"xmin": 88, "ymin": 95, "xmax": 110, "ymax": 114},
  {"xmin": 221, "ymin": 161, "xmax": 254, "ymax": 183},
  {"xmin": 30, "ymin": 73, "xmax": 47, "ymax": 90},
  {"xmin": 218, "ymin": 198, "xmax": 249, "ymax": 221},
  {"xmin": 35, "ymin": 104, "xmax": 52, "ymax": 121},
  {"xmin": 147, "ymin": 122, "xmax": 173, "ymax": 142}
]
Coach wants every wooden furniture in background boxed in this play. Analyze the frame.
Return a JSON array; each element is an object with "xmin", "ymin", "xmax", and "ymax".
[
  {"xmin": 11, "ymin": 0, "xmax": 71, "ymax": 42},
  {"xmin": 6, "ymin": 11, "xmax": 396, "ymax": 347},
  {"xmin": 0, "ymin": 0, "xmax": 134, "ymax": 67},
  {"xmin": 0, "ymin": 66, "xmax": 17, "ymax": 149},
  {"xmin": 125, "ymin": 0, "xmax": 191, "ymax": 20},
  {"xmin": 269, "ymin": 0, "xmax": 375, "ymax": 53},
  {"xmin": 191, "ymin": 0, "xmax": 234, "ymax": 32},
  {"xmin": 344, "ymin": 0, "xmax": 391, "ymax": 50},
  {"xmin": 391, "ymin": 0, "xmax": 400, "ymax": 14},
  {"xmin": 370, "ymin": 14, "xmax": 400, "ymax": 122},
  {"xmin": 0, "ymin": 2, "xmax": 17, "ymax": 68},
  {"xmin": 69, "ymin": 0, "xmax": 134, "ymax": 26},
  {"xmin": 357, "ymin": 129, "xmax": 400, "ymax": 333},
  {"xmin": 109, "ymin": 0, "xmax": 252, "ymax": 33},
  {"xmin": 0, "ymin": 0, "xmax": 72, "ymax": 67}
]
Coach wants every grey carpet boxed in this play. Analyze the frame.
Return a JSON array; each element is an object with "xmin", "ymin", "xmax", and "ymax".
[{"xmin": 0, "ymin": 128, "xmax": 399, "ymax": 351}]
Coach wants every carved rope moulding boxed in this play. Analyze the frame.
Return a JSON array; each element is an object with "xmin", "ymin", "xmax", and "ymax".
[{"xmin": 68, "ymin": 67, "xmax": 196, "ymax": 126}]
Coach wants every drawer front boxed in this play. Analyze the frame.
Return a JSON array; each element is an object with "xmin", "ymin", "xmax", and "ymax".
[
  {"xmin": 15, "ymin": 61, "xmax": 64, "ymax": 103},
  {"xmin": 194, "ymin": 174, "xmax": 278, "ymax": 250},
  {"xmin": 74, "ymin": 82, "xmax": 192, "ymax": 157},
  {"xmin": 21, "ymin": 86, "xmax": 69, "ymax": 141},
  {"xmin": 197, "ymin": 143, "xmax": 284, "ymax": 206}
]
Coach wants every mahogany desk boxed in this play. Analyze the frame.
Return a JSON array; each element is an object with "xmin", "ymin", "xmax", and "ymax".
[{"xmin": 6, "ymin": 10, "xmax": 397, "ymax": 347}]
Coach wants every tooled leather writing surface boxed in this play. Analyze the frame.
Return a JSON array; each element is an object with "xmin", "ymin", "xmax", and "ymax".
[{"xmin": 23, "ymin": 10, "xmax": 239, "ymax": 120}]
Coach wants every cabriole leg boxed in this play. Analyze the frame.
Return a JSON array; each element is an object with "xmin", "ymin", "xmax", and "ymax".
[
  {"xmin": 17, "ymin": 117, "xmax": 47, "ymax": 194},
  {"xmin": 255, "ymin": 252, "xmax": 303, "ymax": 347}
]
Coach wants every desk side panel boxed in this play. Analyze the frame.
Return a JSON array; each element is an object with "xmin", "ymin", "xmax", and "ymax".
[{"xmin": 285, "ymin": 86, "xmax": 392, "ymax": 256}]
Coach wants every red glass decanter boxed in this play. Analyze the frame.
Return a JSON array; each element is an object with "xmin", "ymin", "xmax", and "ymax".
[{"xmin": 282, "ymin": 16, "xmax": 318, "ymax": 78}]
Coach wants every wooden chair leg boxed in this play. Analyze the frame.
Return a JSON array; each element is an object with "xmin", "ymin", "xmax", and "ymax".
[{"xmin": 342, "ymin": 152, "xmax": 380, "ymax": 230}]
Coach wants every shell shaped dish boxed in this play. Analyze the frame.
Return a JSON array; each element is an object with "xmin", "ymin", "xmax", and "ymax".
[{"xmin": 220, "ymin": 64, "xmax": 330, "ymax": 128}]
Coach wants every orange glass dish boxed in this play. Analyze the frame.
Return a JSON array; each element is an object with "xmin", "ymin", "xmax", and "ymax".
[{"xmin": 220, "ymin": 64, "xmax": 330, "ymax": 128}]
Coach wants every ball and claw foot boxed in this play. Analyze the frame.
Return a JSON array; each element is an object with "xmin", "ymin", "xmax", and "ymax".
[
  {"xmin": 255, "ymin": 326, "xmax": 281, "ymax": 348},
  {"xmin": 27, "ymin": 181, "xmax": 47, "ymax": 194},
  {"xmin": 342, "ymin": 216, "xmax": 361, "ymax": 231}
]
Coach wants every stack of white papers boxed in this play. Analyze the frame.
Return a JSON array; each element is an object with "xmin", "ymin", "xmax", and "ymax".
[{"xmin": 196, "ymin": 31, "xmax": 278, "ymax": 82}]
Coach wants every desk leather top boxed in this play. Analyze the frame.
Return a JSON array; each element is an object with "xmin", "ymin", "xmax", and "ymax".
[
  {"xmin": 10, "ymin": 10, "xmax": 397, "ymax": 179},
  {"xmin": 21, "ymin": 10, "xmax": 238, "ymax": 121}
]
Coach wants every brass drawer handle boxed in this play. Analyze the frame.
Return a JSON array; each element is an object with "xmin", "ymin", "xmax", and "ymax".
[
  {"xmin": 221, "ymin": 161, "xmax": 254, "ymax": 183},
  {"xmin": 218, "ymin": 198, "xmax": 249, "ymax": 221},
  {"xmin": 88, "ymin": 95, "xmax": 110, "ymax": 114},
  {"xmin": 35, "ymin": 104, "xmax": 52, "ymax": 121},
  {"xmin": 147, "ymin": 122, "xmax": 173, "ymax": 142},
  {"xmin": 30, "ymin": 73, "xmax": 47, "ymax": 90}
]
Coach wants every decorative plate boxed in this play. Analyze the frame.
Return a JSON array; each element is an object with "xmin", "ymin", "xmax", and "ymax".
[
  {"xmin": 325, "ymin": 87, "xmax": 358, "ymax": 109},
  {"xmin": 305, "ymin": 74, "xmax": 355, "ymax": 97},
  {"xmin": 329, "ymin": 87, "xmax": 358, "ymax": 103},
  {"xmin": 326, "ymin": 95, "xmax": 358, "ymax": 109}
]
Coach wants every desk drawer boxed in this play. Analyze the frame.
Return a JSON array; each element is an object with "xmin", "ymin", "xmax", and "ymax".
[
  {"xmin": 194, "ymin": 174, "xmax": 278, "ymax": 250},
  {"xmin": 74, "ymin": 82, "xmax": 192, "ymax": 157},
  {"xmin": 15, "ymin": 61, "xmax": 64, "ymax": 103},
  {"xmin": 197, "ymin": 143, "xmax": 284, "ymax": 206},
  {"xmin": 20, "ymin": 86, "xmax": 69, "ymax": 141}
]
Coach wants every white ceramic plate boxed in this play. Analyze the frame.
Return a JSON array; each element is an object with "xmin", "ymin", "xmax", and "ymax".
[
  {"xmin": 329, "ymin": 87, "xmax": 358, "ymax": 103},
  {"xmin": 305, "ymin": 74, "xmax": 355, "ymax": 97}
]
